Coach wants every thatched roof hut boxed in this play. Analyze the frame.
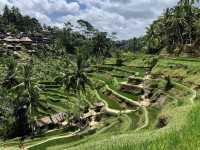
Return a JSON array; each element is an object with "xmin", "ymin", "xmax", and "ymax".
[
  {"xmin": 36, "ymin": 113, "xmax": 66, "ymax": 128},
  {"xmin": 20, "ymin": 37, "xmax": 32, "ymax": 42},
  {"xmin": 94, "ymin": 102, "xmax": 104, "ymax": 108},
  {"xmin": 91, "ymin": 102, "xmax": 105, "ymax": 112},
  {"xmin": 3, "ymin": 36, "xmax": 19, "ymax": 43},
  {"xmin": 19, "ymin": 37, "xmax": 32, "ymax": 45},
  {"xmin": 81, "ymin": 110, "xmax": 96, "ymax": 119}
]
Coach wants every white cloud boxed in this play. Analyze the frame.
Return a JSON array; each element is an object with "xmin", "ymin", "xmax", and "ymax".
[
  {"xmin": 0, "ymin": 0, "xmax": 80, "ymax": 25},
  {"xmin": 62, "ymin": 0, "xmax": 179, "ymax": 39},
  {"xmin": 8, "ymin": 0, "xmax": 80, "ymax": 14},
  {"xmin": 0, "ymin": 0, "xmax": 179, "ymax": 40}
]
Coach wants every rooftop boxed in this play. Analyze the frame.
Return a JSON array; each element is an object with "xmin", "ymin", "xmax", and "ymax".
[
  {"xmin": 36, "ymin": 113, "xmax": 66, "ymax": 128},
  {"xmin": 20, "ymin": 37, "xmax": 32, "ymax": 42},
  {"xmin": 3, "ymin": 36, "xmax": 19, "ymax": 42}
]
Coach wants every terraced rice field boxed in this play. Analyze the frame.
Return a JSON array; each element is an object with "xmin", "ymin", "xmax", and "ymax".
[{"xmin": 2, "ymin": 56, "xmax": 199, "ymax": 150}]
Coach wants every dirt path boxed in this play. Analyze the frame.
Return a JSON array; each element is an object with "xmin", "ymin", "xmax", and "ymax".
[
  {"xmin": 173, "ymin": 82, "xmax": 196, "ymax": 104},
  {"xmin": 96, "ymin": 79, "xmax": 149, "ymax": 131},
  {"xmin": 135, "ymin": 106, "xmax": 149, "ymax": 131},
  {"xmin": 26, "ymin": 130, "xmax": 80, "ymax": 149},
  {"xmin": 26, "ymin": 75, "xmax": 154, "ymax": 149},
  {"xmin": 95, "ymin": 90, "xmax": 138, "ymax": 115},
  {"xmin": 104, "ymin": 84, "xmax": 142, "ymax": 107}
]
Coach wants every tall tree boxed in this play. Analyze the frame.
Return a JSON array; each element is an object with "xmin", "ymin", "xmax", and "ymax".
[
  {"xmin": 2, "ymin": 58, "xmax": 18, "ymax": 89},
  {"xmin": 63, "ymin": 54, "xmax": 92, "ymax": 95},
  {"xmin": 77, "ymin": 19, "xmax": 96, "ymax": 37},
  {"xmin": 144, "ymin": 0, "xmax": 200, "ymax": 54},
  {"xmin": 92, "ymin": 32, "xmax": 111, "ymax": 61}
]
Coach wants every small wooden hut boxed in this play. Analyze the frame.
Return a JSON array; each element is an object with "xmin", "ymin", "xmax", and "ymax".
[
  {"xmin": 3, "ymin": 36, "xmax": 19, "ymax": 44},
  {"xmin": 35, "ymin": 113, "xmax": 66, "ymax": 130},
  {"xmin": 19, "ymin": 37, "xmax": 32, "ymax": 49},
  {"xmin": 19, "ymin": 37, "xmax": 32, "ymax": 45}
]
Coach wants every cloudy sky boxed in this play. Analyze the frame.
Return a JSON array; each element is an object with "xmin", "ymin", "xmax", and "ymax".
[{"xmin": 0, "ymin": 0, "xmax": 179, "ymax": 40}]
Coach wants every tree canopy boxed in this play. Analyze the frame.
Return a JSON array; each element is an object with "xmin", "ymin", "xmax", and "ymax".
[
  {"xmin": 0, "ymin": 5, "xmax": 42, "ymax": 33},
  {"xmin": 144, "ymin": 0, "xmax": 200, "ymax": 55}
]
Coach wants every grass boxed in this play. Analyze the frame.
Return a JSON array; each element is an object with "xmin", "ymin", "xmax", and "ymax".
[
  {"xmin": 61, "ymin": 103, "xmax": 194, "ymax": 150},
  {"xmin": 99, "ymin": 91, "xmax": 123, "ymax": 110},
  {"xmin": 127, "ymin": 111, "xmax": 141, "ymax": 130},
  {"xmin": 2, "ymin": 128, "xmax": 76, "ymax": 149},
  {"xmin": 2, "ymin": 54, "xmax": 200, "ymax": 150},
  {"xmin": 25, "ymin": 56, "xmax": 198, "ymax": 150},
  {"xmin": 28, "ymin": 134, "xmax": 81, "ymax": 150},
  {"xmin": 152, "ymin": 58, "xmax": 200, "ymax": 86},
  {"xmin": 92, "ymin": 73, "xmax": 139, "ymax": 101},
  {"xmin": 22, "ymin": 63, "xmax": 150, "ymax": 150}
]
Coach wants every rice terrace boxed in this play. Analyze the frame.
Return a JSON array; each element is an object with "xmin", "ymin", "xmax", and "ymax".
[{"xmin": 1, "ymin": 0, "xmax": 200, "ymax": 150}]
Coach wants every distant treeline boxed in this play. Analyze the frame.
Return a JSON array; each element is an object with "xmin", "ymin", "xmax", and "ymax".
[
  {"xmin": 0, "ymin": 5, "xmax": 117, "ymax": 58},
  {"xmin": 0, "ymin": 6, "xmax": 42, "ymax": 33},
  {"xmin": 144, "ymin": 0, "xmax": 200, "ymax": 55},
  {"xmin": 120, "ymin": 0, "xmax": 200, "ymax": 56},
  {"xmin": 2, "ymin": 1, "xmax": 199, "ymax": 56}
]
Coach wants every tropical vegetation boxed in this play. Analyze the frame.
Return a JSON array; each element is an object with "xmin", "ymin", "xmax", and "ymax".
[{"xmin": 1, "ymin": 1, "xmax": 200, "ymax": 150}]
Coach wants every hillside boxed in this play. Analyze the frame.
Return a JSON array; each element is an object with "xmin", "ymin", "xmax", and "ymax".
[
  {"xmin": 0, "ymin": 53, "xmax": 198, "ymax": 150},
  {"xmin": 1, "ymin": 1, "xmax": 200, "ymax": 150}
]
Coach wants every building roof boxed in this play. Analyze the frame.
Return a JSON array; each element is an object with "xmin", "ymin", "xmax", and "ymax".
[
  {"xmin": 36, "ymin": 116, "xmax": 52, "ymax": 127},
  {"xmin": 51, "ymin": 113, "xmax": 66, "ymax": 124},
  {"xmin": 81, "ymin": 110, "xmax": 96, "ymax": 119},
  {"xmin": 6, "ymin": 44, "xmax": 14, "ymax": 48},
  {"xmin": 94, "ymin": 102, "xmax": 104, "ymax": 107},
  {"xmin": 19, "ymin": 37, "xmax": 32, "ymax": 42},
  {"xmin": 36, "ymin": 113, "xmax": 66, "ymax": 128},
  {"xmin": 3, "ymin": 36, "xmax": 19, "ymax": 42}
]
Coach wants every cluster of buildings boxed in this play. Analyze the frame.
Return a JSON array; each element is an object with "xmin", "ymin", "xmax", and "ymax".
[
  {"xmin": 0, "ymin": 32, "xmax": 50, "ymax": 55},
  {"xmin": 34, "ymin": 102, "xmax": 105, "ymax": 133}
]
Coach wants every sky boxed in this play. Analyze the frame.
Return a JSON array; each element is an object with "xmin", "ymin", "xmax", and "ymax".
[{"xmin": 0, "ymin": 0, "xmax": 179, "ymax": 40}]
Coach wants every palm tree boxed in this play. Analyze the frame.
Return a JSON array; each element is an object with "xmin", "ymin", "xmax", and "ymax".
[
  {"xmin": 0, "ymin": 59, "xmax": 39, "ymax": 139},
  {"xmin": 14, "ymin": 90, "xmax": 30, "ymax": 139},
  {"xmin": 92, "ymin": 32, "xmax": 111, "ymax": 63},
  {"xmin": 2, "ymin": 58, "xmax": 18, "ymax": 89},
  {"xmin": 115, "ymin": 50, "xmax": 124, "ymax": 66},
  {"xmin": 23, "ymin": 60, "xmax": 39, "ymax": 117},
  {"xmin": 63, "ymin": 54, "xmax": 92, "ymax": 95},
  {"xmin": 77, "ymin": 19, "xmax": 96, "ymax": 38},
  {"xmin": 145, "ymin": 22, "xmax": 162, "ymax": 54},
  {"xmin": 180, "ymin": 0, "xmax": 199, "ymax": 5},
  {"xmin": 0, "ymin": 88, "xmax": 15, "ymax": 139},
  {"xmin": 162, "ymin": 3, "xmax": 190, "ymax": 52},
  {"xmin": 10, "ymin": 59, "xmax": 39, "ymax": 136},
  {"xmin": 144, "ymin": 0, "xmax": 200, "ymax": 54}
]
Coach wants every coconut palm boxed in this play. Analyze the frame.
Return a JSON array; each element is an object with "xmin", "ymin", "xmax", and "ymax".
[
  {"xmin": 0, "ymin": 59, "xmax": 39, "ymax": 139},
  {"xmin": 92, "ymin": 32, "xmax": 111, "ymax": 62},
  {"xmin": 144, "ymin": 0, "xmax": 200, "ymax": 54},
  {"xmin": 23, "ymin": 61, "xmax": 39, "ymax": 116},
  {"xmin": 63, "ymin": 54, "xmax": 92, "ymax": 95},
  {"xmin": 0, "ymin": 89, "xmax": 15, "ymax": 138},
  {"xmin": 13, "ymin": 90, "xmax": 30, "ymax": 139},
  {"xmin": 10, "ymin": 60, "xmax": 40, "ymax": 136},
  {"xmin": 2, "ymin": 58, "xmax": 18, "ymax": 89}
]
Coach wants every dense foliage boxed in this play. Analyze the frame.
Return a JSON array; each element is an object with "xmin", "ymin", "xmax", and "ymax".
[
  {"xmin": 1, "ymin": 1, "xmax": 200, "ymax": 149},
  {"xmin": 0, "ymin": 6, "xmax": 42, "ymax": 33},
  {"xmin": 144, "ymin": 0, "xmax": 200, "ymax": 54}
]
